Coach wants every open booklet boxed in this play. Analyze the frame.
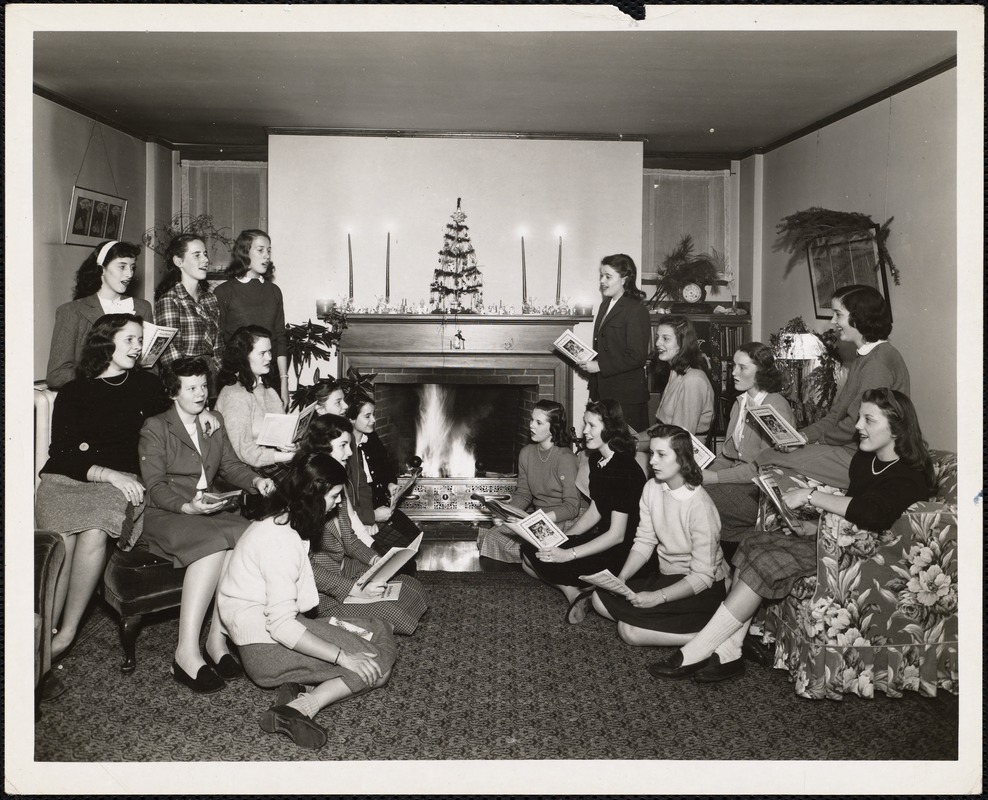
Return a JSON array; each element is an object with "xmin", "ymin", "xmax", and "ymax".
[
  {"xmin": 746, "ymin": 404, "xmax": 807, "ymax": 448},
  {"xmin": 471, "ymin": 494, "xmax": 528, "ymax": 521},
  {"xmin": 354, "ymin": 532, "xmax": 423, "ymax": 589},
  {"xmin": 553, "ymin": 330, "xmax": 597, "ymax": 364},
  {"xmin": 752, "ymin": 470, "xmax": 803, "ymax": 530},
  {"xmin": 326, "ymin": 617, "xmax": 374, "ymax": 641},
  {"xmin": 343, "ymin": 581, "xmax": 403, "ymax": 604},
  {"xmin": 197, "ymin": 489, "xmax": 242, "ymax": 512},
  {"xmin": 255, "ymin": 402, "xmax": 317, "ymax": 448},
  {"xmin": 389, "ymin": 468, "xmax": 422, "ymax": 510},
  {"xmin": 140, "ymin": 321, "xmax": 178, "ymax": 368},
  {"xmin": 578, "ymin": 569, "xmax": 636, "ymax": 600},
  {"xmin": 507, "ymin": 508, "xmax": 569, "ymax": 550},
  {"xmin": 688, "ymin": 432, "xmax": 716, "ymax": 469}
]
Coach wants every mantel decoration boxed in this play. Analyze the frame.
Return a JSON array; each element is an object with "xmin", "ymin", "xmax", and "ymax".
[
  {"xmin": 142, "ymin": 213, "xmax": 236, "ymax": 276},
  {"xmin": 646, "ymin": 234, "xmax": 727, "ymax": 309},
  {"xmin": 429, "ymin": 198, "xmax": 484, "ymax": 314},
  {"xmin": 777, "ymin": 208, "xmax": 897, "ymax": 320},
  {"xmin": 285, "ymin": 315, "xmax": 348, "ymax": 411},
  {"xmin": 65, "ymin": 186, "xmax": 128, "ymax": 247},
  {"xmin": 769, "ymin": 316, "xmax": 843, "ymax": 427}
]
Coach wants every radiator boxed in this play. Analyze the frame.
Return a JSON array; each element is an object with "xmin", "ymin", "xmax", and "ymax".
[{"xmin": 34, "ymin": 384, "xmax": 57, "ymax": 490}]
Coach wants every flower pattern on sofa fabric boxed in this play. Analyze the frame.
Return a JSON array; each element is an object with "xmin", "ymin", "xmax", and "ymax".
[{"xmin": 755, "ymin": 451, "xmax": 958, "ymax": 700}]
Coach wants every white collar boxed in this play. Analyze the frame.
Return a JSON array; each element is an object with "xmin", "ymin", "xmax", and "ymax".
[
  {"xmin": 857, "ymin": 340, "xmax": 886, "ymax": 355},
  {"xmin": 662, "ymin": 482, "xmax": 695, "ymax": 500},
  {"xmin": 237, "ymin": 274, "xmax": 265, "ymax": 284},
  {"xmin": 739, "ymin": 390, "xmax": 768, "ymax": 407}
]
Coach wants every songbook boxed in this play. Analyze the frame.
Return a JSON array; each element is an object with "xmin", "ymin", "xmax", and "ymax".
[
  {"xmin": 326, "ymin": 617, "xmax": 374, "ymax": 641},
  {"xmin": 342, "ymin": 581, "xmax": 403, "ymax": 604},
  {"xmin": 354, "ymin": 532, "xmax": 424, "ymax": 589},
  {"xmin": 689, "ymin": 432, "xmax": 716, "ymax": 469},
  {"xmin": 471, "ymin": 494, "xmax": 528, "ymax": 521},
  {"xmin": 507, "ymin": 508, "xmax": 569, "ymax": 550},
  {"xmin": 390, "ymin": 468, "xmax": 422, "ymax": 510},
  {"xmin": 255, "ymin": 402, "xmax": 317, "ymax": 448},
  {"xmin": 553, "ymin": 330, "xmax": 598, "ymax": 364},
  {"xmin": 198, "ymin": 489, "xmax": 242, "ymax": 512},
  {"xmin": 140, "ymin": 321, "xmax": 178, "ymax": 367},
  {"xmin": 578, "ymin": 569, "xmax": 636, "ymax": 600},
  {"xmin": 752, "ymin": 471, "xmax": 803, "ymax": 531},
  {"xmin": 747, "ymin": 404, "xmax": 807, "ymax": 448}
]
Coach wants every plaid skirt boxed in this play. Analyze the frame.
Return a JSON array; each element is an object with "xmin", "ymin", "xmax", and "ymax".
[
  {"xmin": 478, "ymin": 518, "xmax": 579, "ymax": 564},
  {"xmin": 731, "ymin": 529, "xmax": 818, "ymax": 600},
  {"xmin": 704, "ymin": 482, "xmax": 761, "ymax": 543},
  {"xmin": 317, "ymin": 572, "xmax": 429, "ymax": 635},
  {"xmin": 35, "ymin": 473, "xmax": 146, "ymax": 550}
]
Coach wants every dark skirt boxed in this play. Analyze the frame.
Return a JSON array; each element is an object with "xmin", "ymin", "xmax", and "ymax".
[
  {"xmin": 35, "ymin": 473, "xmax": 146, "ymax": 551},
  {"xmin": 705, "ymin": 482, "xmax": 761, "ymax": 542},
  {"xmin": 142, "ymin": 506, "xmax": 250, "ymax": 568},
  {"xmin": 597, "ymin": 572, "xmax": 726, "ymax": 633},
  {"xmin": 519, "ymin": 528, "xmax": 632, "ymax": 588},
  {"xmin": 731, "ymin": 529, "xmax": 818, "ymax": 600}
]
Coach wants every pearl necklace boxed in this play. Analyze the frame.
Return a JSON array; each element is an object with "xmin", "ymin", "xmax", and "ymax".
[
  {"xmin": 98, "ymin": 371, "xmax": 129, "ymax": 386},
  {"xmin": 871, "ymin": 455, "xmax": 900, "ymax": 475},
  {"xmin": 537, "ymin": 444, "xmax": 554, "ymax": 463}
]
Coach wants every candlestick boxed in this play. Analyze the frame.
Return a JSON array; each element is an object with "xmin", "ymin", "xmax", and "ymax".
[
  {"xmin": 347, "ymin": 233, "xmax": 354, "ymax": 300},
  {"xmin": 316, "ymin": 298, "xmax": 335, "ymax": 317},
  {"xmin": 555, "ymin": 236, "xmax": 563, "ymax": 304},
  {"xmin": 521, "ymin": 236, "xmax": 527, "ymax": 304},
  {"xmin": 385, "ymin": 231, "xmax": 391, "ymax": 302}
]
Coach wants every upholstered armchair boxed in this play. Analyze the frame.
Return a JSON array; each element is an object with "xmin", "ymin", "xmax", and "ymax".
[{"xmin": 755, "ymin": 450, "xmax": 958, "ymax": 701}]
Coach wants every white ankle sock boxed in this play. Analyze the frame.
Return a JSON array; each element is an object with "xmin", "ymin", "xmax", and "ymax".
[
  {"xmin": 287, "ymin": 693, "xmax": 319, "ymax": 719},
  {"xmin": 714, "ymin": 618, "xmax": 752, "ymax": 664},
  {"xmin": 679, "ymin": 604, "xmax": 745, "ymax": 666}
]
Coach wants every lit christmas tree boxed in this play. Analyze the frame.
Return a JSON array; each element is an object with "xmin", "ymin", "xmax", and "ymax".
[{"xmin": 429, "ymin": 198, "xmax": 484, "ymax": 314}]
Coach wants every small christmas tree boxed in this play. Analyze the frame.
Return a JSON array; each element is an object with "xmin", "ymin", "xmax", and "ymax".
[{"xmin": 429, "ymin": 198, "xmax": 484, "ymax": 314}]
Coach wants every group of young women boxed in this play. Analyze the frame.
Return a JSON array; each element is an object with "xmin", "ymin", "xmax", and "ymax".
[{"xmin": 38, "ymin": 235, "xmax": 932, "ymax": 747}]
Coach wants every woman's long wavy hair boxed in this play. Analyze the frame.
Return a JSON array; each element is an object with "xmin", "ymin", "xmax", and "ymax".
[
  {"xmin": 656, "ymin": 315, "xmax": 705, "ymax": 375},
  {"xmin": 225, "ymin": 229, "xmax": 276, "ymax": 280},
  {"xmin": 534, "ymin": 399, "xmax": 573, "ymax": 448},
  {"xmin": 73, "ymin": 241, "xmax": 142, "ymax": 299},
  {"xmin": 646, "ymin": 424, "xmax": 703, "ymax": 488},
  {"xmin": 154, "ymin": 234, "xmax": 209, "ymax": 300},
  {"xmin": 217, "ymin": 325, "xmax": 276, "ymax": 392},
  {"xmin": 736, "ymin": 341, "xmax": 785, "ymax": 394},
  {"xmin": 600, "ymin": 253, "xmax": 647, "ymax": 302},
  {"xmin": 861, "ymin": 388, "xmax": 934, "ymax": 493},
  {"xmin": 585, "ymin": 398, "xmax": 637, "ymax": 456},
  {"xmin": 268, "ymin": 452, "xmax": 347, "ymax": 544},
  {"xmin": 295, "ymin": 413, "xmax": 353, "ymax": 462},
  {"xmin": 78, "ymin": 313, "xmax": 144, "ymax": 380}
]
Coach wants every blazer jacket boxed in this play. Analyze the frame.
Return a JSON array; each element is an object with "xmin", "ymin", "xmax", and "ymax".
[
  {"xmin": 138, "ymin": 406, "xmax": 260, "ymax": 513},
  {"xmin": 46, "ymin": 294, "xmax": 154, "ymax": 389},
  {"xmin": 588, "ymin": 294, "xmax": 651, "ymax": 406}
]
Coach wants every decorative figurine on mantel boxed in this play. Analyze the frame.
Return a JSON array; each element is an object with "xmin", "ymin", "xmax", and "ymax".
[{"xmin": 429, "ymin": 198, "xmax": 484, "ymax": 314}]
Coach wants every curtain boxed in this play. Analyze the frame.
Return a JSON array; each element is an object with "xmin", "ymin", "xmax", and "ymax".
[
  {"xmin": 182, "ymin": 161, "xmax": 268, "ymax": 267},
  {"xmin": 642, "ymin": 169, "xmax": 729, "ymax": 280}
]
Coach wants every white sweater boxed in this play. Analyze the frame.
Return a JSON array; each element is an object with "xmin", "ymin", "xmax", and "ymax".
[{"xmin": 217, "ymin": 516, "xmax": 319, "ymax": 649}]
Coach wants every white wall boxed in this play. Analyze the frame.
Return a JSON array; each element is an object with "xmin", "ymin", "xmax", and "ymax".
[
  {"xmin": 748, "ymin": 69, "xmax": 957, "ymax": 450},
  {"xmin": 268, "ymin": 136, "xmax": 644, "ymax": 323}
]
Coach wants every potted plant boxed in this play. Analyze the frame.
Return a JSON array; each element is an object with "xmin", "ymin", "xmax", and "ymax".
[
  {"xmin": 286, "ymin": 312, "xmax": 348, "ymax": 410},
  {"xmin": 648, "ymin": 234, "xmax": 724, "ymax": 308},
  {"xmin": 769, "ymin": 317, "xmax": 843, "ymax": 425},
  {"xmin": 142, "ymin": 213, "xmax": 236, "ymax": 274}
]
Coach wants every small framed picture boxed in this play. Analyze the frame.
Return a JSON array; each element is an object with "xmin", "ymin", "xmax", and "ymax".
[
  {"xmin": 553, "ymin": 330, "xmax": 597, "ymax": 364},
  {"xmin": 64, "ymin": 185, "xmax": 128, "ymax": 247},
  {"xmin": 805, "ymin": 225, "xmax": 891, "ymax": 320},
  {"xmin": 688, "ymin": 431, "xmax": 716, "ymax": 469}
]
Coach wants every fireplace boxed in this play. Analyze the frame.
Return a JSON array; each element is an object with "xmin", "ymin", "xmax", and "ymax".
[{"xmin": 338, "ymin": 313, "xmax": 587, "ymax": 521}]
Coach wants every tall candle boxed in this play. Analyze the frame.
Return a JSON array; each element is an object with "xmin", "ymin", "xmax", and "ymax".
[
  {"xmin": 555, "ymin": 236, "xmax": 563, "ymax": 304},
  {"xmin": 521, "ymin": 236, "xmax": 527, "ymax": 305},
  {"xmin": 385, "ymin": 231, "xmax": 391, "ymax": 302},
  {"xmin": 347, "ymin": 233, "xmax": 354, "ymax": 300}
]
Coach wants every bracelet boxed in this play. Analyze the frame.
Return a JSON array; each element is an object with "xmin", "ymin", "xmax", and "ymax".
[
  {"xmin": 332, "ymin": 649, "xmax": 340, "ymax": 665},
  {"xmin": 807, "ymin": 489, "xmax": 816, "ymax": 505},
  {"xmin": 659, "ymin": 590, "xmax": 668, "ymax": 604},
  {"xmin": 571, "ymin": 548, "xmax": 579, "ymax": 560},
  {"xmin": 280, "ymin": 375, "xmax": 289, "ymax": 382}
]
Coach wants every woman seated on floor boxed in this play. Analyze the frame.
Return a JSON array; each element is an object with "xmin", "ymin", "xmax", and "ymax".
[
  {"xmin": 344, "ymin": 388, "xmax": 423, "ymax": 558},
  {"xmin": 700, "ymin": 342, "xmax": 794, "ymax": 559},
  {"xmin": 648, "ymin": 388, "xmax": 933, "ymax": 684},
  {"xmin": 217, "ymin": 452, "xmax": 397, "ymax": 751},
  {"xmin": 478, "ymin": 400, "xmax": 581, "ymax": 563},
  {"xmin": 215, "ymin": 325, "xmax": 296, "ymax": 480},
  {"xmin": 139, "ymin": 356, "xmax": 276, "ymax": 694},
  {"xmin": 296, "ymin": 414, "xmax": 428, "ymax": 635},
  {"xmin": 312, "ymin": 376, "xmax": 349, "ymax": 417},
  {"xmin": 591, "ymin": 425, "xmax": 727, "ymax": 646},
  {"xmin": 517, "ymin": 399, "xmax": 646, "ymax": 624},
  {"xmin": 36, "ymin": 313, "xmax": 171, "ymax": 659}
]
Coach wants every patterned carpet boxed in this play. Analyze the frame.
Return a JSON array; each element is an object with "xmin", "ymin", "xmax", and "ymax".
[{"xmin": 36, "ymin": 571, "xmax": 958, "ymax": 761}]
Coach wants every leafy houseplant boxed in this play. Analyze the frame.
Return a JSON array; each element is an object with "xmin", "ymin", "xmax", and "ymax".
[
  {"xmin": 770, "ymin": 316, "xmax": 842, "ymax": 425},
  {"xmin": 142, "ymin": 213, "xmax": 237, "ymax": 271},
  {"xmin": 286, "ymin": 313, "xmax": 348, "ymax": 411},
  {"xmin": 647, "ymin": 234, "xmax": 723, "ymax": 308}
]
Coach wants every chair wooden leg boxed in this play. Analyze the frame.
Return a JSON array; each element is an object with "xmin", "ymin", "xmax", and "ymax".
[{"xmin": 118, "ymin": 614, "xmax": 142, "ymax": 673}]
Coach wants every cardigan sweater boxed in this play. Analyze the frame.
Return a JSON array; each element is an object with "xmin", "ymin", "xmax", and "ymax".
[
  {"xmin": 710, "ymin": 391, "xmax": 794, "ymax": 484},
  {"xmin": 511, "ymin": 444, "xmax": 581, "ymax": 524},
  {"xmin": 217, "ymin": 515, "xmax": 320, "ymax": 649},
  {"xmin": 213, "ymin": 278, "xmax": 288, "ymax": 362},
  {"xmin": 655, "ymin": 368, "xmax": 714, "ymax": 435},
  {"xmin": 215, "ymin": 382, "xmax": 287, "ymax": 467},
  {"xmin": 45, "ymin": 294, "xmax": 155, "ymax": 389},
  {"xmin": 801, "ymin": 341, "xmax": 910, "ymax": 446},
  {"xmin": 630, "ymin": 480, "xmax": 727, "ymax": 592}
]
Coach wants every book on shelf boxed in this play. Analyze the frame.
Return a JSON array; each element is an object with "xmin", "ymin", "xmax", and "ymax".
[
  {"xmin": 752, "ymin": 470, "xmax": 803, "ymax": 530},
  {"xmin": 472, "ymin": 494, "xmax": 528, "ymax": 521},
  {"xmin": 746, "ymin": 404, "xmax": 807, "ymax": 448},
  {"xmin": 255, "ymin": 402, "xmax": 317, "ymax": 448},
  {"xmin": 578, "ymin": 569, "xmax": 636, "ymax": 600},
  {"xmin": 343, "ymin": 581, "xmax": 403, "ymax": 604},
  {"xmin": 140, "ymin": 321, "xmax": 178, "ymax": 368},
  {"xmin": 506, "ymin": 508, "xmax": 569, "ymax": 550},
  {"xmin": 688, "ymin": 432, "xmax": 716, "ymax": 469},
  {"xmin": 552, "ymin": 330, "xmax": 597, "ymax": 364},
  {"xmin": 389, "ymin": 468, "xmax": 422, "ymax": 510},
  {"xmin": 354, "ymin": 532, "xmax": 423, "ymax": 589}
]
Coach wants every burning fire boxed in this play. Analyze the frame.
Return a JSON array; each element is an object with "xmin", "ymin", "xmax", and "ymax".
[{"xmin": 415, "ymin": 384, "xmax": 476, "ymax": 477}]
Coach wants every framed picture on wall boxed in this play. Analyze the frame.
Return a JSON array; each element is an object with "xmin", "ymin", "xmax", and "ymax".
[
  {"xmin": 64, "ymin": 185, "xmax": 128, "ymax": 247},
  {"xmin": 805, "ymin": 225, "xmax": 891, "ymax": 320}
]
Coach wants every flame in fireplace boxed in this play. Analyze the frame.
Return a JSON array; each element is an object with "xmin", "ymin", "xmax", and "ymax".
[{"xmin": 415, "ymin": 384, "xmax": 476, "ymax": 477}]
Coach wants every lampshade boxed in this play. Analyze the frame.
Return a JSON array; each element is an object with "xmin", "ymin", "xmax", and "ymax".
[{"xmin": 782, "ymin": 333, "xmax": 825, "ymax": 360}]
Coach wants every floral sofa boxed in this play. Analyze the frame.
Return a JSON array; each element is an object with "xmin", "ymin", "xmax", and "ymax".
[{"xmin": 753, "ymin": 450, "xmax": 958, "ymax": 701}]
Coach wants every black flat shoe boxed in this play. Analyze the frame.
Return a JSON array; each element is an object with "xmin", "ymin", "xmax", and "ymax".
[
  {"xmin": 205, "ymin": 651, "xmax": 244, "ymax": 680},
  {"xmin": 741, "ymin": 635, "xmax": 775, "ymax": 667},
  {"xmin": 646, "ymin": 651, "xmax": 710, "ymax": 680},
  {"xmin": 565, "ymin": 590, "xmax": 594, "ymax": 624},
  {"xmin": 275, "ymin": 682, "xmax": 307, "ymax": 706},
  {"xmin": 260, "ymin": 705, "xmax": 327, "ymax": 750},
  {"xmin": 693, "ymin": 653, "xmax": 746, "ymax": 683},
  {"xmin": 171, "ymin": 660, "xmax": 225, "ymax": 694}
]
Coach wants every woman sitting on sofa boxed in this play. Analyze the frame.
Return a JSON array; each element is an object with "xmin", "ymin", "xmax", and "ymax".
[
  {"xmin": 648, "ymin": 388, "xmax": 933, "ymax": 684},
  {"xmin": 36, "ymin": 313, "xmax": 170, "ymax": 659}
]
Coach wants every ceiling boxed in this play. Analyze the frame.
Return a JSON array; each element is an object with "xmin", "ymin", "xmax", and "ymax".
[{"xmin": 34, "ymin": 30, "xmax": 956, "ymax": 159}]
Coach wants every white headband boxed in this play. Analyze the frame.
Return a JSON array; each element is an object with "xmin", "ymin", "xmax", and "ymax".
[{"xmin": 97, "ymin": 240, "xmax": 119, "ymax": 266}]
